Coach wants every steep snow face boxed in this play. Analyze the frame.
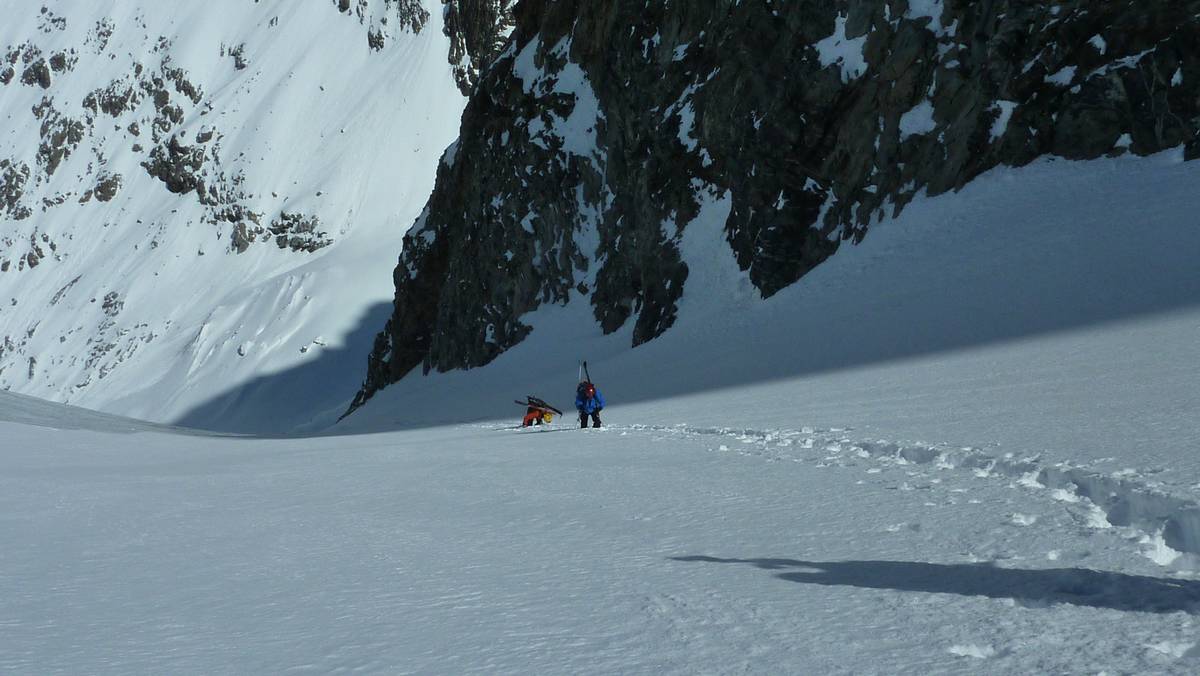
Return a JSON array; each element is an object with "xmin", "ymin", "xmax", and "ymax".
[{"xmin": 0, "ymin": 0, "xmax": 466, "ymax": 431}]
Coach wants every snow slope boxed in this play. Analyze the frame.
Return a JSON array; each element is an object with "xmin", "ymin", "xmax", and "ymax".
[
  {"xmin": 345, "ymin": 151, "xmax": 1200, "ymax": 473},
  {"xmin": 0, "ymin": 0, "xmax": 465, "ymax": 432},
  {"xmin": 5, "ymin": 390, "xmax": 1200, "ymax": 673}
]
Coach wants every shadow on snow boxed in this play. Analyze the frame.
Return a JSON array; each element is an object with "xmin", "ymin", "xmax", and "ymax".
[
  {"xmin": 171, "ymin": 302, "xmax": 393, "ymax": 436},
  {"xmin": 672, "ymin": 555, "xmax": 1200, "ymax": 614}
]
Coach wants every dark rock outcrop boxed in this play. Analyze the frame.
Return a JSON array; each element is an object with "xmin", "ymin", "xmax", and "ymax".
[
  {"xmin": 332, "ymin": 0, "xmax": 431, "ymax": 49},
  {"xmin": 35, "ymin": 104, "xmax": 85, "ymax": 177},
  {"xmin": 443, "ymin": 0, "xmax": 516, "ymax": 94},
  {"xmin": 348, "ymin": 0, "xmax": 1200, "ymax": 416},
  {"xmin": 21, "ymin": 57, "xmax": 51, "ymax": 88},
  {"xmin": 93, "ymin": 173, "xmax": 122, "ymax": 202}
]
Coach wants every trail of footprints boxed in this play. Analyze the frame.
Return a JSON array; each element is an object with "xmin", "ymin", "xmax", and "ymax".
[{"xmin": 618, "ymin": 423, "xmax": 1200, "ymax": 570}]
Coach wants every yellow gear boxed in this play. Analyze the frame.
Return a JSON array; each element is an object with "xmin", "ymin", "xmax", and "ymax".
[{"xmin": 542, "ymin": 411, "xmax": 554, "ymax": 423}]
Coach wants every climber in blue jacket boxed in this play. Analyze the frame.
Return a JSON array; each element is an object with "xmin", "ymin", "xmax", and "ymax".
[{"xmin": 575, "ymin": 380, "xmax": 605, "ymax": 428}]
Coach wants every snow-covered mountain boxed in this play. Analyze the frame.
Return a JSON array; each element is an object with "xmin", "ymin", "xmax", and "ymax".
[
  {"xmin": 3, "ymin": 152, "xmax": 1199, "ymax": 673},
  {"xmin": 0, "ymin": 0, "xmax": 470, "ymax": 432},
  {"xmin": 4, "ymin": 3, "xmax": 1200, "ymax": 672},
  {"xmin": 349, "ymin": 0, "xmax": 1200, "ymax": 415}
]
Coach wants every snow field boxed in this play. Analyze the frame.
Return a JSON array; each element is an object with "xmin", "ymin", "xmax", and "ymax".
[{"xmin": 3, "ymin": 403, "xmax": 1200, "ymax": 673}]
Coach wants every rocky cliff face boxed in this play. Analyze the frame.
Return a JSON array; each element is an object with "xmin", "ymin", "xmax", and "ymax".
[
  {"xmin": 442, "ymin": 0, "xmax": 516, "ymax": 94},
  {"xmin": 349, "ymin": 0, "xmax": 1200, "ymax": 413}
]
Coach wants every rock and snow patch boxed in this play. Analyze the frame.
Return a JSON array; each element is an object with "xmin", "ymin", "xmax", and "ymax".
[
  {"xmin": 899, "ymin": 100, "xmax": 937, "ymax": 139},
  {"xmin": 510, "ymin": 37, "xmax": 604, "ymax": 166},
  {"xmin": 814, "ymin": 14, "xmax": 868, "ymax": 83},
  {"xmin": 989, "ymin": 101, "xmax": 1018, "ymax": 141},
  {"xmin": 1045, "ymin": 65, "xmax": 1077, "ymax": 86},
  {"xmin": 0, "ymin": 0, "xmax": 467, "ymax": 432},
  {"xmin": 906, "ymin": 0, "xmax": 947, "ymax": 34}
]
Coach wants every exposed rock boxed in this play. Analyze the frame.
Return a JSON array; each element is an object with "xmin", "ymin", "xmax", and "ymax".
[
  {"xmin": 41, "ymin": 192, "xmax": 70, "ymax": 210},
  {"xmin": 349, "ymin": 0, "xmax": 1200, "ymax": 415},
  {"xmin": 93, "ymin": 172, "xmax": 122, "ymax": 202},
  {"xmin": 87, "ymin": 19, "xmax": 113, "ymax": 53},
  {"xmin": 83, "ymin": 79, "xmax": 142, "ymax": 117},
  {"xmin": 332, "ymin": 0, "xmax": 430, "ymax": 50},
  {"xmin": 226, "ymin": 43, "xmax": 248, "ymax": 70},
  {"xmin": 0, "ymin": 160, "xmax": 32, "ymax": 220},
  {"xmin": 142, "ymin": 134, "xmax": 205, "ymax": 194},
  {"xmin": 268, "ymin": 212, "xmax": 332, "ymax": 253},
  {"xmin": 35, "ymin": 102, "xmax": 86, "ymax": 177},
  {"xmin": 48, "ymin": 51, "xmax": 75, "ymax": 73},
  {"xmin": 38, "ymin": 8, "xmax": 66, "ymax": 33},
  {"xmin": 443, "ymin": 0, "xmax": 516, "ymax": 94},
  {"xmin": 21, "ymin": 58, "xmax": 51, "ymax": 88}
]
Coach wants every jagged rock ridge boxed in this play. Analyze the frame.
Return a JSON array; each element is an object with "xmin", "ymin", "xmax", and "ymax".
[{"xmin": 349, "ymin": 0, "xmax": 1200, "ymax": 414}]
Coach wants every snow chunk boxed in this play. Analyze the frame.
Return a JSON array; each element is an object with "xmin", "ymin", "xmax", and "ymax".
[
  {"xmin": 899, "ymin": 100, "xmax": 937, "ymax": 139},
  {"xmin": 989, "ymin": 101, "xmax": 1017, "ymax": 141},
  {"xmin": 441, "ymin": 140, "xmax": 459, "ymax": 168},
  {"xmin": 1147, "ymin": 641, "xmax": 1196, "ymax": 659},
  {"xmin": 512, "ymin": 36, "xmax": 543, "ymax": 94},
  {"xmin": 906, "ymin": 0, "xmax": 945, "ymax": 34},
  {"xmin": 1009, "ymin": 513, "xmax": 1037, "ymax": 526},
  {"xmin": 677, "ymin": 100, "xmax": 698, "ymax": 151},
  {"xmin": 520, "ymin": 213, "xmax": 536, "ymax": 234},
  {"xmin": 1142, "ymin": 528, "xmax": 1182, "ymax": 566},
  {"xmin": 948, "ymin": 644, "xmax": 996, "ymax": 659},
  {"xmin": 1088, "ymin": 34, "xmax": 1107, "ymax": 55},
  {"xmin": 1045, "ymin": 66, "xmax": 1076, "ymax": 86},
  {"xmin": 814, "ymin": 15, "xmax": 868, "ymax": 83}
]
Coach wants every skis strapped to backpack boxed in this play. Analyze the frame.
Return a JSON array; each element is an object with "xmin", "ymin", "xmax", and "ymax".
[{"xmin": 516, "ymin": 396, "xmax": 563, "ymax": 415}]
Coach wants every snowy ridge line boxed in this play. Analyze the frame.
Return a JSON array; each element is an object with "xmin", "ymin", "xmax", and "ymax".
[{"xmin": 621, "ymin": 424, "xmax": 1200, "ymax": 558}]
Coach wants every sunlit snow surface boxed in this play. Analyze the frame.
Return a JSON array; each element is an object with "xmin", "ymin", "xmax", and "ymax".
[{"xmin": 3, "ymin": 154, "xmax": 1200, "ymax": 672}]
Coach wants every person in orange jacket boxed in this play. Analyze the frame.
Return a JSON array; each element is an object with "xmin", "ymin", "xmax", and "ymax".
[{"xmin": 518, "ymin": 396, "xmax": 560, "ymax": 427}]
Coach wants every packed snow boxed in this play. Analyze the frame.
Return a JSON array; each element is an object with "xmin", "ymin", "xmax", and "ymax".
[{"xmin": 4, "ymin": 151, "xmax": 1200, "ymax": 673}]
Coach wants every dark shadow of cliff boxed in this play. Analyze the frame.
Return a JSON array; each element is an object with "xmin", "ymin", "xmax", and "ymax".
[
  {"xmin": 171, "ymin": 302, "xmax": 393, "ymax": 436},
  {"xmin": 671, "ymin": 556, "xmax": 1200, "ymax": 614}
]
